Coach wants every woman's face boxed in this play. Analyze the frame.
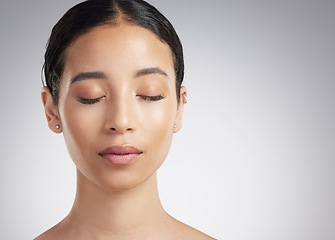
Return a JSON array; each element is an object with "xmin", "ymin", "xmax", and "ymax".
[{"xmin": 43, "ymin": 24, "xmax": 186, "ymax": 191}]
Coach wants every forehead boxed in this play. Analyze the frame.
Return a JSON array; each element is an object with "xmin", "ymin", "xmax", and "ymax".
[{"xmin": 63, "ymin": 24, "xmax": 175, "ymax": 79}]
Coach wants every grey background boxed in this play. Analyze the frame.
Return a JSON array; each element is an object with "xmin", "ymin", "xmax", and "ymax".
[{"xmin": 1, "ymin": 0, "xmax": 334, "ymax": 239}]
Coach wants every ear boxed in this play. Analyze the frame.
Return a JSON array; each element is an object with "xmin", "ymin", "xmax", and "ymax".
[
  {"xmin": 173, "ymin": 86, "xmax": 187, "ymax": 133},
  {"xmin": 41, "ymin": 86, "xmax": 62, "ymax": 133}
]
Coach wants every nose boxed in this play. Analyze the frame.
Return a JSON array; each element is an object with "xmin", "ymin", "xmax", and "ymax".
[{"xmin": 104, "ymin": 96, "xmax": 136, "ymax": 134}]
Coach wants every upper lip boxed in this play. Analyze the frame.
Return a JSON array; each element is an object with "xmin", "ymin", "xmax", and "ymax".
[{"xmin": 99, "ymin": 145, "xmax": 142, "ymax": 155}]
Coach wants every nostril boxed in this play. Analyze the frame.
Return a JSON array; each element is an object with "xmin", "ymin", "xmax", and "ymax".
[{"xmin": 109, "ymin": 127, "xmax": 133, "ymax": 133}]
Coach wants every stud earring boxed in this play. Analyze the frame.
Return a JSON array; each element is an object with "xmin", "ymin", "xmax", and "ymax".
[
  {"xmin": 56, "ymin": 125, "xmax": 60, "ymax": 129},
  {"xmin": 174, "ymin": 124, "xmax": 177, "ymax": 129},
  {"xmin": 183, "ymin": 93, "xmax": 187, "ymax": 104}
]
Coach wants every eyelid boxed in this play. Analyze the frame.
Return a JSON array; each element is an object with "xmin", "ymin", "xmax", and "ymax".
[
  {"xmin": 77, "ymin": 96, "xmax": 105, "ymax": 104},
  {"xmin": 77, "ymin": 95, "xmax": 165, "ymax": 104},
  {"xmin": 138, "ymin": 95, "xmax": 165, "ymax": 101}
]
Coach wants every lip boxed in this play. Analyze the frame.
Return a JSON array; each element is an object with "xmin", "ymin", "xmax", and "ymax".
[{"xmin": 99, "ymin": 145, "xmax": 142, "ymax": 165}]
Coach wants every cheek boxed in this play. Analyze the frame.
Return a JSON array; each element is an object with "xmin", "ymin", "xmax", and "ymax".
[
  {"xmin": 60, "ymin": 99, "xmax": 103, "ymax": 154},
  {"xmin": 138, "ymin": 101, "xmax": 176, "ymax": 162},
  {"xmin": 139, "ymin": 98, "xmax": 175, "ymax": 132}
]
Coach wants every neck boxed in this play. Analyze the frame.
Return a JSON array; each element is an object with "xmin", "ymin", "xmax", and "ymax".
[{"xmin": 62, "ymin": 169, "xmax": 170, "ymax": 239}]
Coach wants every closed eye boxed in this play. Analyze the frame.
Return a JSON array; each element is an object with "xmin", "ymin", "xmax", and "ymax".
[
  {"xmin": 77, "ymin": 96, "xmax": 105, "ymax": 104},
  {"xmin": 139, "ymin": 95, "xmax": 165, "ymax": 101}
]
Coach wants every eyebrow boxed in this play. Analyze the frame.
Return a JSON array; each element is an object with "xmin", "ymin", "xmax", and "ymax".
[
  {"xmin": 70, "ymin": 67, "xmax": 168, "ymax": 84},
  {"xmin": 135, "ymin": 67, "xmax": 168, "ymax": 78},
  {"xmin": 71, "ymin": 71, "xmax": 107, "ymax": 84}
]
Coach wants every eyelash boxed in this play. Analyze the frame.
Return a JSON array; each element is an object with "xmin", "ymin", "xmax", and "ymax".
[
  {"xmin": 77, "ymin": 97, "xmax": 104, "ymax": 105},
  {"xmin": 77, "ymin": 95, "xmax": 165, "ymax": 105},
  {"xmin": 139, "ymin": 95, "xmax": 165, "ymax": 101}
]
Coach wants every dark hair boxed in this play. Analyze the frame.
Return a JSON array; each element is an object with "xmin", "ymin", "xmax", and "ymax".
[{"xmin": 43, "ymin": 0, "xmax": 184, "ymax": 105}]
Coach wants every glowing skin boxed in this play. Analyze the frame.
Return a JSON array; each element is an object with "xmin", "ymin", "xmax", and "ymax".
[
  {"xmin": 60, "ymin": 24, "xmax": 182, "ymax": 192},
  {"xmin": 40, "ymin": 24, "xmax": 214, "ymax": 240}
]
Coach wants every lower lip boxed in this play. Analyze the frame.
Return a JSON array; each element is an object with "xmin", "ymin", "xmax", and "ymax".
[{"xmin": 100, "ymin": 153, "xmax": 140, "ymax": 165}]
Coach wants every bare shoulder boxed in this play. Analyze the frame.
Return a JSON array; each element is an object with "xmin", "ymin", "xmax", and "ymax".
[
  {"xmin": 171, "ymin": 218, "xmax": 217, "ymax": 240},
  {"xmin": 180, "ymin": 225, "xmax": 217, "ymax": 240},
  {"xmin": 34, "ymin": 231, "xmax": 54, "ymax": 240},
  {"xmin": 34, "ymin": 223, "xmax": 63, "ymax": 240},
  {"xmin": 34, "ymin": 232, "xmax": 50, "ymax": 240},
  {"xmin": 34, "ymin": 230, "xmax": 58, "ymax": 240}
]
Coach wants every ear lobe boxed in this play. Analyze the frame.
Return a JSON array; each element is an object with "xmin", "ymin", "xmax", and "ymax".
[
  {"xmin": 174, "ymin": 86, "xmax": 187, "ymax": 133},
  {"xmin": 41, "ymin": 86, "xmax": 62, "ymax": 133}
]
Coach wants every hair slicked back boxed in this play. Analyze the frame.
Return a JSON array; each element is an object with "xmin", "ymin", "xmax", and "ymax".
[{"xmin": 43, "ymin": 0, "xmax": 184, "ymax": 105}]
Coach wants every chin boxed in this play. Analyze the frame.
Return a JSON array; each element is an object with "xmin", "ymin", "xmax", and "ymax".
[
  {"xmin": 80, "ymin": 165, "xmax": 157, "ymax": 192},
  {"xmin": 101, "ymin": 174, "xmax": 149, "ymax": 192},
  {"xmin": 74, "ymin": 149, "xmax": 166, "ymax": 192}
]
